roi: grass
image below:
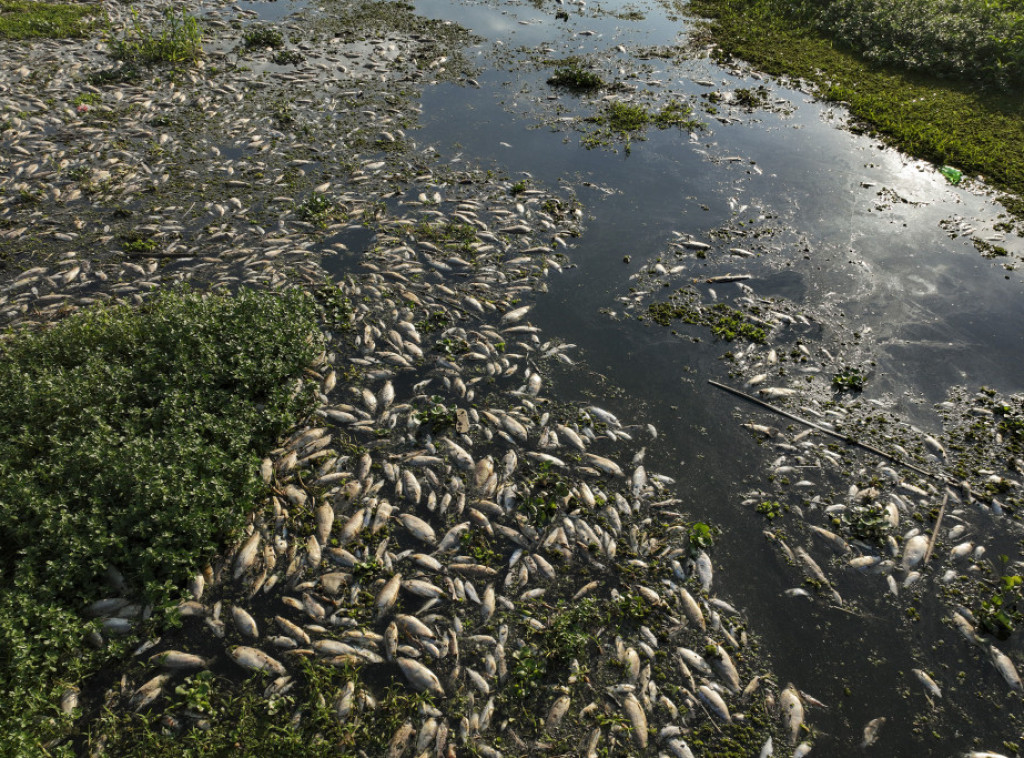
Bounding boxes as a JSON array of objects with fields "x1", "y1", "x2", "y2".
[
  {"x1": 109, "y1": 7, "x2": 203, "y2": 66},
  {"x1": 0, "y1": 288, "x2": 322, "y2": 754},
  {"x1": 688, "y1": 0, "x2": 1024, "y2": 224},
  {"x1": 0, "y1": 0, "x2": 101, "y2": 40}
]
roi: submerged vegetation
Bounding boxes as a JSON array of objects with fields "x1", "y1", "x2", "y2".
[
  {"x1": 689, "y1": 0, "x2": 1024, "y2": 223},
  {"x1": 0, "y1": 289, "x2": 322, "y2": 753}
]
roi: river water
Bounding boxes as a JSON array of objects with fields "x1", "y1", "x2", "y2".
[
  {"x1": 403, "y1": 0, "x2": 1024, "y2": 754},
  {"x1": 235, "y1": 0, "x2": 1024, "y2": 751}
]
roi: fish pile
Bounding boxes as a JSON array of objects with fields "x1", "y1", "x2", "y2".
[
  {"x1": 0, "y1": 2, "x2": 815, "y2": 753},
  {"x1": 75, "y1": 166, "x2": 816, "y2": 755}
]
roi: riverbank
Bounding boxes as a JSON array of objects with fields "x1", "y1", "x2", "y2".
[{"x1": 686, "y1": 0, "x2": 1024, "y2": 228}]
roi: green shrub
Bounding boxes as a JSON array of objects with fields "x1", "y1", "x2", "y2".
[{"x1": 0, "y1": 287, "x2": 322, "y2": 750}]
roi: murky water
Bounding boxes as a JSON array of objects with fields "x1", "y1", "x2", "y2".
[{"x1": 308, "y1": 0, "x2": 1024, "y2": 752}]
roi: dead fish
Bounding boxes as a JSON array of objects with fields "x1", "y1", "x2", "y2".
[
  {"x1": 376, "y1": 573, "x2": 403, "y2": 616},
  {"x1": 398, "y1": 657, "x2": 445, "y2": 696},
  {"x1": 229, "y1": 646, "x2": 287, "y2": 676},
  {"x1": 129, "y1": 674, "x2": 172, "y2": 711},
  {"x1": 388, "y1": 721, "x2": 415, "y2": 758},
  {"x1": 399, "y1": 513, "x2": 436, "y2": 544},
  {"x1": 912, "y1": 668, "x2": 941, "y2": 698},
  {"x1": 622, "y1": 692, "x2": 648, "y2": 748},
  {"x1": 232, "y1": 606, "x2": 259, "y2": 639},
  {"x1": 697, "y1": 684, "x2": 731, "y2": 723},
  {"x1": 444, "y1": 438, "x2": 474, "y2": 469},
  {"x1": 989, "y1": 645, "x2": 1023, "y2": 692},
  {"x1": 861, "y1": 717, "x2": 885, "y2": 747},
  {"x1": 150, "y1": 650, "x2": 211, "y2": 671},
  {"x1": 233, "y1": 531, "x2": 262, "y2": 578},
  {"x1": 584, "y1": 453, "x2": 623, "y2": 477},
  {"x1": 902, "y1": 534, "x2": 930, "y2": 571},
  {"x1": 780, "y1": 685, "x2": 804, "y2": 745},
  {"x1": 546, "y1": 695, "x2": 571, "y2": 730}
]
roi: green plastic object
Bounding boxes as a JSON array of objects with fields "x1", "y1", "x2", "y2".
[{"x1": 939, "y1": 165, "x2": 962, "y2": 185}]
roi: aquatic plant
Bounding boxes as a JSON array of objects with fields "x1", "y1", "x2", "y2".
[
  {"x1": 547, "y1": 61, "x2": 605, "y2": 91},
  {"x1": 243, "y1": 24, "x2": 285, "y2": 50}
]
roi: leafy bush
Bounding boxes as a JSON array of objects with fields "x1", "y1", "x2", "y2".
[
  {"x1": 110, "y1": 7, "x2": 203, "y2": 66},
  {"x1": 0, "y1": 288, "x2": 322, "y2": 750}
]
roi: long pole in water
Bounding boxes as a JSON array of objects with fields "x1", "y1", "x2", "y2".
[{"x1": 707, "y1": 379, "x2": 953, "y2": 486}]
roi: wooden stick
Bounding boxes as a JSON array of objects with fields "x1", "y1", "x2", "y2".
[
  {"x1": 923, "y1": 492, "x2": 949, "y2": 565},
  {"x1": 708, "y1": 379, "x2": 952, "y2": 486}
]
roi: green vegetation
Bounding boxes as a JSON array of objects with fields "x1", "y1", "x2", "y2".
[
  {"x1": 733, "y1": 85, "x2": 770, "y2": 109},
  {"x1": 978, "y1": 574, "x2": 1023, "y2": 640},
  {"x1": 413, "y1": 219, "x2": 478, "y2": 252},
  {"x1": 756, "y1": 0, "x2": 1024, "y2": 89},
  {"x1": 0, "y1": 288, "x2": 322, "y2": 753},
  {"x1": 648, "y1": 291, "x2": 768, "y2": 343},
  {"x1": 242, "y1": 25, "x2": 285, "y2": 50},
  {"x1": 755, "y1": 500, "x2": 786, "y2": 520},
  {"x1": 121, "y1": 232, "x2": 158, "y2": 254},
  {"x1": 296, "y1": 192, "x2": 338, "y2": 227},
  {"x1": 0, "y1": 1, "x2": 101, "y2": 40},
  {"x1": 110, "y1": 7, "x2": 203, "y2": 66},
  {"x1": 91, "y1": 659, "x2": 436, "y2": 756},
  {"x1": 547, "y1": 60, "x2": 605, "y2": 91},
  {"x1": 832, "y1": 366, "x2": 867, "y2": 391},
  {"x1": 689, "y1": 0, "x2": 1024, "y2": 223},
  {"x1": 272, "y1": 49, "x2": 305, "y2": 65},
  {"x1": 841, "y1": 503, "x2": 891, "y2": 543},
  {"x1": 416, "y1": 395, "x2": 456, "y2": 431},
  {"x1": 584, "y1": 99, "x2": 703, "y2": 151},
  {"x1": 599, "y1": 101, "x2": 652, "y2": 132},
  {"x1": 688, "y1": 521, "x2": 716, "y2": 553},
  {"x1": 653, "y1": 98, "x2": 703, "y2": 129}
]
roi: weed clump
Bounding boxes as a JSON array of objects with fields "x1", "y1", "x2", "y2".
[
  {"x1": 0, "y1": 288, "x2": 322, "y2": 751},
  {"x1": 547, "y1": 62, "x2": 605, "y2": 91},
  {"x1": 110, "y1": 7, "x2": 203, "y2": 66},
  {"x1": 648, "y1": 291, "x2": 768, "y2": 343},
  {"x1": 243, "y1": 24, "x2": 285, "y2": 50}
]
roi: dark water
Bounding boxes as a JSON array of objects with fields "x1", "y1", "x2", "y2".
[
  {"x1": 300, "y1": 0, "x2": 1024, "y2": 752},
  {"x1": 406, "y1": 1, "x2": 1024, "y2": 755}
]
